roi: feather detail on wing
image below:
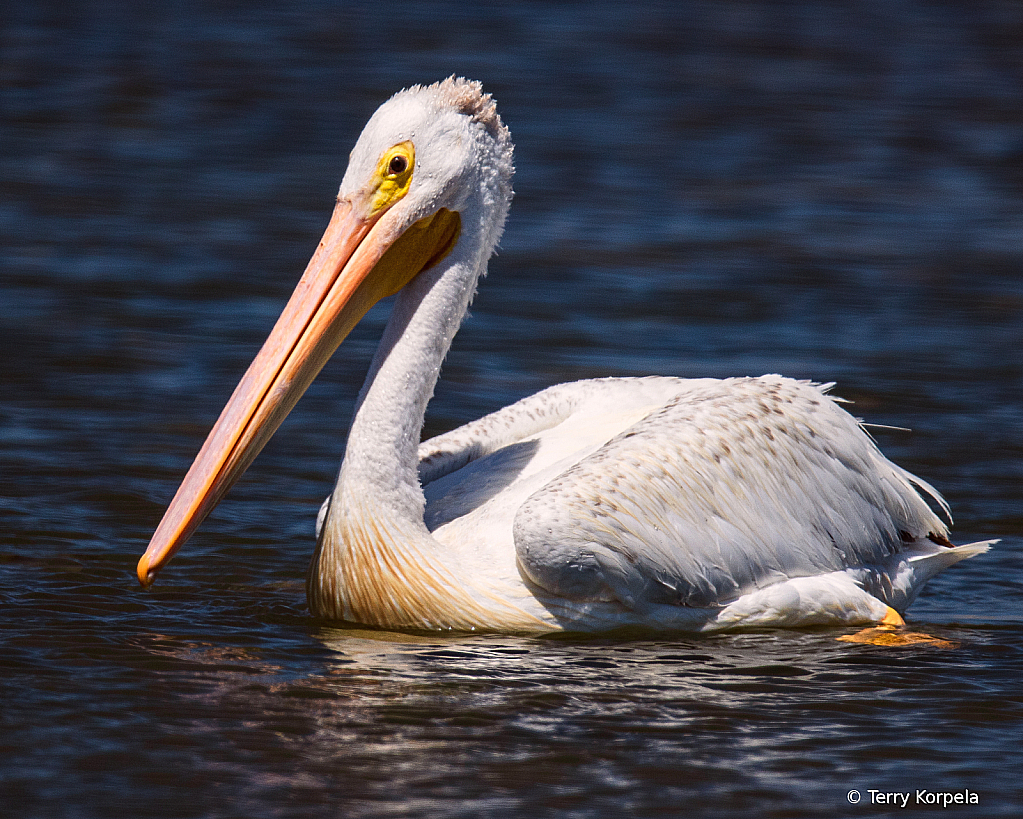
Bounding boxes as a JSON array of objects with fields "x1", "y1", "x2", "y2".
[{"x1": 513, "y1": 375, "x2": 950, "y2": 611}]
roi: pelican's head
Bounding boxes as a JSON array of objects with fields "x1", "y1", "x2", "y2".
[
  {"x1": 341, "y1": 78, "x2": 513, "y2": 258},
  {"x1": 137, "y1": 78, "x2": 513, "y2": 588}
]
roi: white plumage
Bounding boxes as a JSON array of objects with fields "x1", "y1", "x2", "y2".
[{"x1": 139, "y1": 77, "x2": 992, "y2": 633}]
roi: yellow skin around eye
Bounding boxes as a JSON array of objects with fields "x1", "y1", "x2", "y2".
[
  {"x1": 358, "y1": 138, "x2": 459, "y2": 299},
  {"x1": 368, "y1": 140, "x2": 415, "y2": 215},
  {"x1": 354, "y1": 136, "x2": 461, "y2": 306}
]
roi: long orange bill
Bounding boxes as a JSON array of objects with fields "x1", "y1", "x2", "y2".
[
  {"x1": 136, "y1": 198, "x2": 385, "y2": 586},
  {"x1": 138, "y1": 190, "x2": 461, "y2": 588}
]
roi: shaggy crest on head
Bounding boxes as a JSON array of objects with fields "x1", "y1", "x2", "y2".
[{"x1": 410, "y1": 76, "x2": 507, "y2": 138}]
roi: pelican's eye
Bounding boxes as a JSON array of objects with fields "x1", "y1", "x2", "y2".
[{"x1": 369, "y1": 141, "x2": 416, "y2": 215}]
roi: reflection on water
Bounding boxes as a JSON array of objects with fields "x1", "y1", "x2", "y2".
[
  {"x1": 92, "y1": 625, "x2": 1020, "y2": 818},
  {"x1": 2, "y1": 1, "x2": 1023, "y2": 817}
]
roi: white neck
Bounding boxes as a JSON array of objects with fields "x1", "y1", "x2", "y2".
[
  {"x1": 339, "y1": 242, "x2": 481, "y2": 524},
  {"x1": 305, "y1": 219, "x2": 537, "y2": 628}
]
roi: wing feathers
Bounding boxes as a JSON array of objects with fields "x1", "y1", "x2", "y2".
[{"x1": 514, "y1": 376, "x2": 949, "y2": 610}]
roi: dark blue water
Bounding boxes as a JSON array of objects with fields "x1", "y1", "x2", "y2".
[{"x1": 2, "y1": 2, "x2": 1023, "y2": 817}]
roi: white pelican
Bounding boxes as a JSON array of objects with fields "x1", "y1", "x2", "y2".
[{"x1": 137, "y1": 77, "x2": 992, "y2": 633}]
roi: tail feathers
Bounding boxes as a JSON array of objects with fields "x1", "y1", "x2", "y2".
[
  {"x1": 907, "y1": 539, "x2": 997, "y2": 583},
  {"x1": 869, "y1": 539, "x2": 996, "y2": 613}
]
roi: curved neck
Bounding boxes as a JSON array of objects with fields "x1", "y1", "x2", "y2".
[
  {"x1": 306, "y1": 217, "x2": 550, "y2": 630},
  {"x1": 337, "y1": 244, "x2": 480, "y2": 521},
  {"x1": 307, "y1": 186, "x2": 517, "y2": 626},
  {"x1": 306, "y1": 237, "x2": 501, "y2": 627}
]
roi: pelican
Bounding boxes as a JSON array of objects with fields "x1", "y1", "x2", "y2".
[{"x1": 137, "y1": 77, "x2": 992, "y2": 633}]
